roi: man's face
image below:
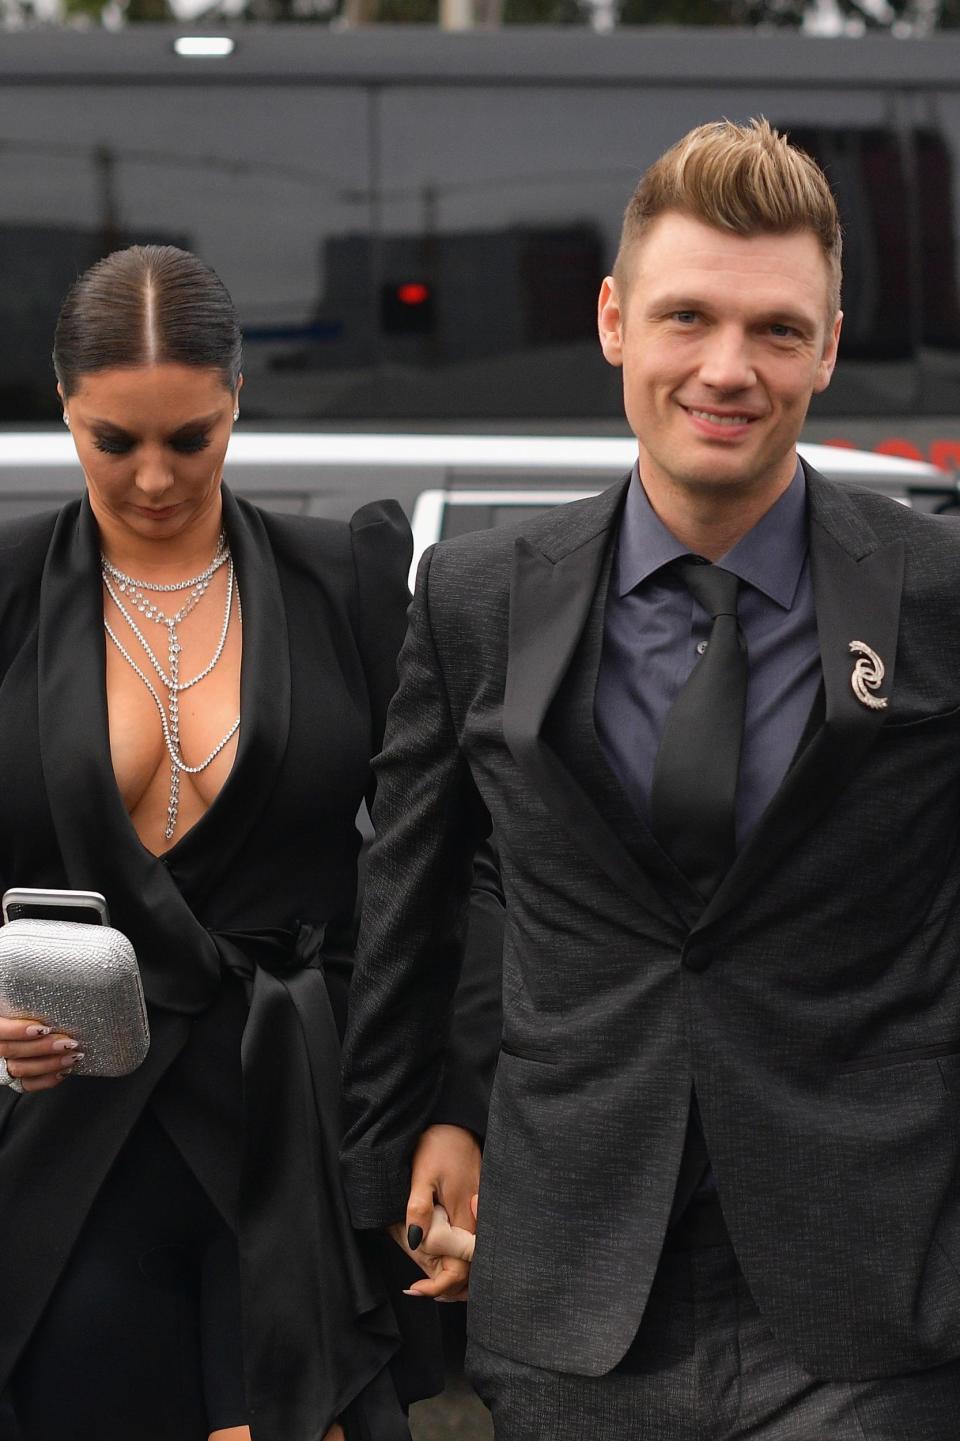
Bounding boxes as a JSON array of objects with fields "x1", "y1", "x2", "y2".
[{"x1": 597, "y1": 211, "x2": 842, "y2": 511}]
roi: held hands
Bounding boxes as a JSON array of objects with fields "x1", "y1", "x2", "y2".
[
  {"x1": 390, "y1": 1197, "x2": 479, "y2": 1301},
  {"x1": 0, "y1": 1014, "x2": 82, "y2": 1092},
  {"x1": 422, "y1": 1196, "x2": 478, "y2": 1264},
  {"x1": 389, "y1": 1123, "x2": 482, "y2": 1301}
]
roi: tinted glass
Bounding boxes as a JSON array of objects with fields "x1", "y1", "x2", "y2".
[
  {"x1": 440, "y1": 500, "x2": 590, "y2": 538},
  {"x1": 2, "y1": 61, "x2": 958, "y2": 425},
  {"x1": 0, "y1": 84, "x2": 370, "y2": 421},
  {"x1": 379, "y1": 85, "x2": 906, "y2": 421}
]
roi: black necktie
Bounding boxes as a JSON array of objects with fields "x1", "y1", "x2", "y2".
[
  {"x1": 650, "y1": 559, "x2": 747, "y2": 901},
  {"x1": 651, "y1": 559, "x2": 747, "y2": 1228}
]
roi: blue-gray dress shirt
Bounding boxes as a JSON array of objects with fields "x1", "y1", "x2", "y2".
[{"x1": 595, "y1": 462, "x2": 821, "y2": 853}]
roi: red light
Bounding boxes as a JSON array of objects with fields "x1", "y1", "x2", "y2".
[{"x1": 397, "y1": 282, "x2": 430, "y2": 306}]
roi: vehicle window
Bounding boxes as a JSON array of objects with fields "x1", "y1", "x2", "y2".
[
  {"x1": 0, "y1": 84, "x2": 370, "y2": 423},
  {"x1": 440, "y1": 501, "x2": 573, "y2": 539},
  {"x1": 4, "y1": 64, "x2": 957, "y2": 429}
]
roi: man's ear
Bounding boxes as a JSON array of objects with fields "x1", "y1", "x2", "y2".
[{"x1": 597, "y1": 276, "x2": 625, "y2": 368}]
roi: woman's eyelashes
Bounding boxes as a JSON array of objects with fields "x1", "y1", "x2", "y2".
[
  {"x1": 92, "y1": 433, "x2": 133, "y2": 456},
  {"x1": 92, "y1": 431, "x2": 211, "y2": 457},
  {"x1": 171, "y1": 432, "x2": 211, "y2": 455}
]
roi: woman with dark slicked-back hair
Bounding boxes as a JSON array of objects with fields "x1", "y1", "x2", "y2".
[{"x1": 0, "y1": 245, "x2": 502, "y2": 1441}]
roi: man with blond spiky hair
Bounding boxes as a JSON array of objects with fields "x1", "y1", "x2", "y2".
[{"x1": 343, "y1": 119, "x2": 960, "y2": 1437}]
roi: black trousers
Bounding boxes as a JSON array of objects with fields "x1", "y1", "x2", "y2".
[
  {"x1": 467, "y1": 1207, "x2": 960, "y2": 1441},
  {"x1": 10, "y1": 1111, "x2": 246, "y2": 1441}
]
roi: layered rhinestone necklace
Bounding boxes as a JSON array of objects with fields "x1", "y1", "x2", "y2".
[{"x1": 101, "y1": 532, "x2": 241, "y2": 841}]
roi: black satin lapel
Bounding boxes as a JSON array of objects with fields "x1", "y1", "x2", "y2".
[
  {"x1": 37, "y1": 499, "x2": 217, "y2": 1012},
  {"x1": 37, "y1": 499, "x2": 112, "y2": 852},
  {"x1": 699, "y1": 521, "x2": 904, "y2": 932},
  {"x1": 167, "y1": 487, "x2": 292, "y2": 896},
  {"x1": 503, "y1": 532, "x2": 683, "y2": 928}
]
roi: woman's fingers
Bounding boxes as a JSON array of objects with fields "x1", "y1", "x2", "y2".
[
  {"x1": 0, "y1": 1036, "x2": 78, "y2": 1061},
  {"x1": 0, "y1": 1018, "x2": 82, "y2": 1092},
  {"x1": 403, "y1": 1255, "x2": 470, "y2": 1302},
  {"x1": 0, "y1": 1017, "x2": 53, "y2": 1041},
  {"x1": 4, "y1": 1051, "x2": 82, "y2": 1093},
  {"x1": 6, "y1": 1052, "x2": 82, "y2": 1080},
  {"x1": 0, "y1": 1016, "x2": 78, "y2": 1067},
  {"x1": 17, "y1": 1070, "x2": 72, "y2": 1093}
]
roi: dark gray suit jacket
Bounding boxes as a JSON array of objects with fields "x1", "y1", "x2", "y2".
[{"x1": 342, "y1": 463, "x2": 960, "y2": 1382}]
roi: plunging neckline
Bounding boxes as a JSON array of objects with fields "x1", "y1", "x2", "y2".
[
  {"x1": 101, "y1": 528, "x2": 244, "y2": 863},
  {"x1": 134, "y1": 723, "x2": 242, "y2": 863},
  {"x1": 36, "y1": 487, "x2": 292, "y2": 961},
  {"x1": 110, "y1": 621, "x2": 243, "y2": 863}
]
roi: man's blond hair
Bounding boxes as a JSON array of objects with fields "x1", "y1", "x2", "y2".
[{"x1": 613, "y1": 118, "x2": 842, "y2": 321}]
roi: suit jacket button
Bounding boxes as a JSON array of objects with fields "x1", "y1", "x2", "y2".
[{"x1": 683, "y1": 945, "x2": 710, "y2": 972}]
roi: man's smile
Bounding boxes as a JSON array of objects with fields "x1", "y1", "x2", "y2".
[{"x1": 684, "y1": 406, "x2": 758, "y2": 427}]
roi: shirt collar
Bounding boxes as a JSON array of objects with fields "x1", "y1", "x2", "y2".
[{"x1": 616, "y1": 459, "x2": 808, "y2": 610}]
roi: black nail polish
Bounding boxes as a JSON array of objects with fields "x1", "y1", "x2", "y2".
[{"x1": 407, "y1": 1224, "x2": 424, "y2": 1250}]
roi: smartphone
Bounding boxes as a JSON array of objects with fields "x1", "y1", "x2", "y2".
[{"x1": 1, "y1": 887, "x2": 110, "y2": 927}]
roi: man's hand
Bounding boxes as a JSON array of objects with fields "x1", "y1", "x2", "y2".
[{"x1": 390, "y1": 1123, "x2": 481, "y2": 1300}]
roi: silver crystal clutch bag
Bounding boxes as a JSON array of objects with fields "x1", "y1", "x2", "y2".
[{"x1": 0, "y1": 919, "x2": 150, "y2": 1077}]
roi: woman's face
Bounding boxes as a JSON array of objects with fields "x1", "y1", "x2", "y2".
[{"x1": 60, "y1": 363, "x2": 240, "y2": 548}]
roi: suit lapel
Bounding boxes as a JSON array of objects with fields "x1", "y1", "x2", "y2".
[
  {"x1": 502, "y1": 478, "x2": 687, "y2": 932},
  {"x1": 698, "y1": 467, "x2": 905, "y2": 931}
]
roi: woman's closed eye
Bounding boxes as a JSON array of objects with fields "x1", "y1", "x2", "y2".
[
  {"x1": 91, "y1": 431, "x2": 211, "y2": 456},
  {"x1": 93, "y1": 433, "x2": 133, "y2": 456},
  {"x1": 171, "y1": 431, "x2": 211, "y2": 455}
]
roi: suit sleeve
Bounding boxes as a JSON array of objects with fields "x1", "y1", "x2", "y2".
[{"x1": 341, "y1": 543, "x2": 500, "y2": 1229}]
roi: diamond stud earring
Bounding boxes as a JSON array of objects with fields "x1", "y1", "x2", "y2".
[{"x1": 62, "y1": 413, "x2": 70, "y2": 428}]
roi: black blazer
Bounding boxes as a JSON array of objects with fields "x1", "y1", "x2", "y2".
[
  {"x1": 344, "y1": 463, "x2": 960, "y2": 1383},
  {"x1": 0, "y1": 486, "x2": 458, "y2": 1437}
]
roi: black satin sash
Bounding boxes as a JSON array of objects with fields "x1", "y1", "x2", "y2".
[{"x1": 210, "y1": 922, "x2": 407, "y2": 1439}]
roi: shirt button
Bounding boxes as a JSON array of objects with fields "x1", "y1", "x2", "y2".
[{"x1": 696, "y1": 640, "x2": 709, "y2": 655}]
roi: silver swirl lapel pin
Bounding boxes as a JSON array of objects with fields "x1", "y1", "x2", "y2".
[{"x1": 849, "y1": 640, "x2": 889, "y2": 711}]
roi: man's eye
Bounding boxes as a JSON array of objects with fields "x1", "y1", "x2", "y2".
[
  {"x1": 673, "y1": 311, "x2": 698, "y2": 324},
  {"x1": 93, "y1": 436, "x2": 133, "y2": 456},
  {"x1": 172, "y1": 433, "x2": 211, "y2": 455},
  {"x1": 770, "y1": 323, "x2": 797, "y2": 339}
]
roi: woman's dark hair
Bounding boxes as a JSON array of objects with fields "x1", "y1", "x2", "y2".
[{"x1": 53, "y1": 244, "x2": 243, "y2": 398}]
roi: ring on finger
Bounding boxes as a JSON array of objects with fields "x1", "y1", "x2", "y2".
[{"x1": 0, "y1": 1055, "x2": 24, "y2": 1094}]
